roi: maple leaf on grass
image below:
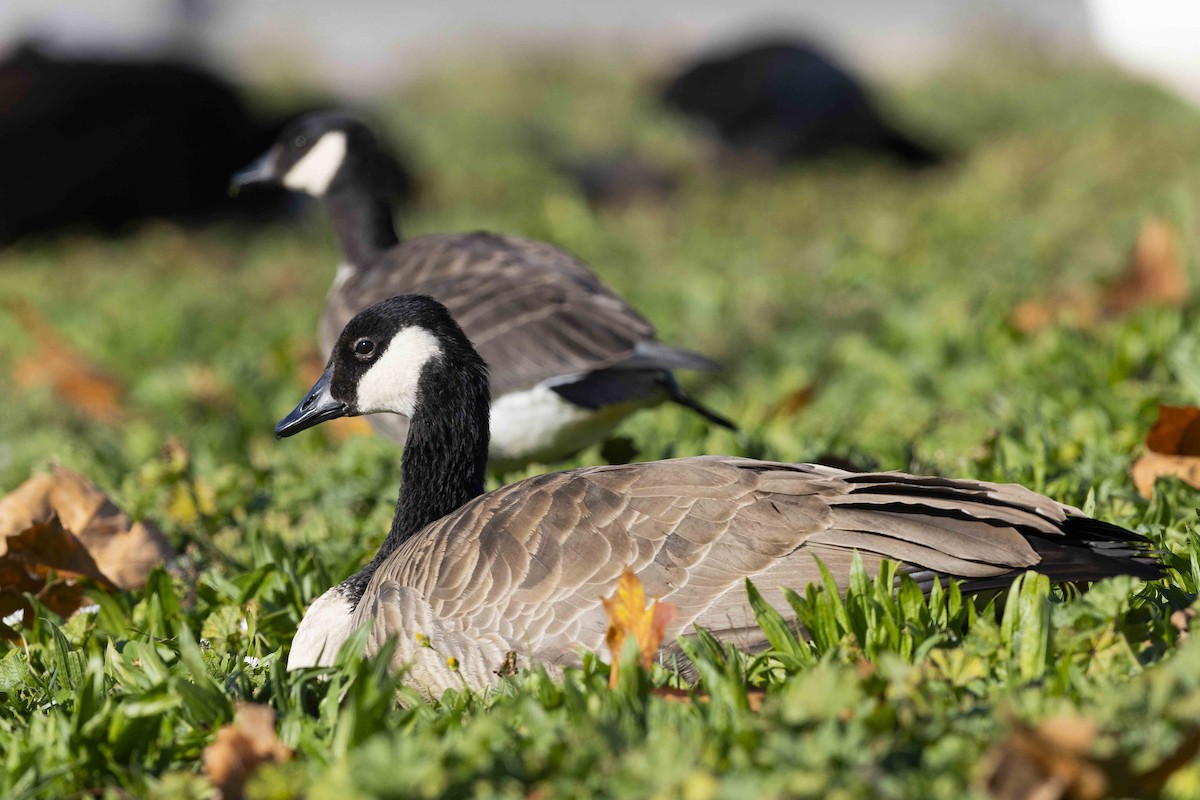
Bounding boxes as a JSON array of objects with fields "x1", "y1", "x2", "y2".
[
  {"x1": 0, "y1": 466, "x2": 174, "y2": 632},
  {"x1": 601, "y1": 569, "x2": 678, "y2": 689},
  {"x1": 983, "y1": 714, "x2": 1200, "y2": 800},
  {"x1": 1102, "y1": 217, "x2": 1188, "y2": 316},
  {"x1": 1131, "y1": 405, "x2": 1200, "y2": 498},
  {"x1": 203, "y1": 703, "x2": 292, "y2": 800},
  {"x1": 7, "y1": 297, "x2": 125, "y2": 423},
  {"x1": 1009, "y1": 217, "x2": 1188, "y2": 335}
]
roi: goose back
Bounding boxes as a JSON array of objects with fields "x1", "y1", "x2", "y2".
[
  {"x1": 334, "y1": 456, "x2": 1155, "y2": 693},
  {"x1": 321, "y1": 231, "x2": 676, "y2": 397}
]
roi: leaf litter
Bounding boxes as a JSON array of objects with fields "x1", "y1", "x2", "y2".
[
  {"x1": 202, "y1": 703, "x2": 292, "y2": 800},
  {"x1": 1010, "y1": 218, "x2": 1188, "y2": 335},
  {"x1": 0, "y1": 466, "x2": 174, "y2": 631},
  {"x1": 7, "y1": 297, "x2": 125, "y2": 423},
  {"x1": 1131, "y1": 405, "x2": 1200, "y2": 498}
]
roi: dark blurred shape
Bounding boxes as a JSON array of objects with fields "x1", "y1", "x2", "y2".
[
  {"x1": 0, "y1": 42, "x2": 417, "y2": 244},
  {"x1": 564, "y1": 154, "x2": 679, "y2": 208},
  {"x1": 526, "y1": 127, "x2": 677, "y2": 209},
  {"x1": 661, "y1": 38, "x2": 946, "y2": 168}
]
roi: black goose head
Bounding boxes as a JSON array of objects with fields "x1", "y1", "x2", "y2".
[
  {"x1": 275, "y1": 295, "x2": 488, "y2": 439},
  {"x1": 231, "y1": 111, "x2": 392, "y2": 199}
]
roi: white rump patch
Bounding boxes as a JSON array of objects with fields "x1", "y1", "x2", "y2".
[
  {"x1": 288, "y1": 588, "x2": 356, "y2": 670},
  {"x1": 283, "y1": 131, "x2": 348, "y2": 196},
  {"x1": 356, "y1": 326, "x2": 443, "y2": 417}
]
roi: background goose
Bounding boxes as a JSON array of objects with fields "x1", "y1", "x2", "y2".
[
  {"x1": 0, "y1": 43, "x2": 413, "y2": 243},
  {"x1": 661, "y1": 38, "x2": 945, "y2": 168},
  {"x1": 233, "y1": 112, "x2": 734, "y2": 471},
  {"x1": 275, "y1": 295, "x2": 1160, "y2": 698}
]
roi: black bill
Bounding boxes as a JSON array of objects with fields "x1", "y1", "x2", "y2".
[
  {"x1": 230, "y1": 149, "x2": 278, "y2": 192},
  {"x1": 275, "y1": 368, "x2": 348, "y2": 438}
]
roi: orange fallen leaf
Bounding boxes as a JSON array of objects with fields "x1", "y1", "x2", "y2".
[
  {"x1": 1010, "y1": 218, "x2": 1188, "y2": 335},
  {"x1": 1102, "y1": 218, "x2": 1188, "y2": 316},
  {"x1": 185, "y1": 365, "x2": 236, "y2": 409},
  {"x1": 984, "y1": 715, "x2": 1200, "y2": 800},
  {"x1": 767, "y1": 383, "x2": 816, "y2": 422},
  {"x1": 601, "y1": 569, "x2": 678, "y2": 688},
  {"x1": 982, "y1": 715, "x2": 1106, "y2": 800},
  {"x1": 1170, "y1": 607, "x2": 1195, "y2": 642},
  {"x1": 1009, "y1": 293, "x2": 1098, "y2": 336},
  {"x1": 7, "y1": 298, "x2": 124, "y2": 423},
  {"x1": 0, "y1": 466, "x2": 174, "y2": 627},
  {"x1": 203, "y1": 703, "x2": 292, "y2": 800},
  {"x1": 1131, "y1": 406, "x2": 1200, "y2": 498},
  {"x1": 652, "y1": 686, "x2": 765, "y2": 711}
]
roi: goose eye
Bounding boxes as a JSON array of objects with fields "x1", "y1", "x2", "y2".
[
  {"x1": 353, "y1": 338, "x2": 375, "y2": 359},
  {"x1": 293, "y1": 134, "x2": 307, "y2": 149}
]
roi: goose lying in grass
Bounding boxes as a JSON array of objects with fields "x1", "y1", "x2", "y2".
[
  {"x1": 275, "y1": 295, "x2": 1161, "y2": 697},
  {"x1": 234, "y1": 112, "x2": 734, "y2": 471}
]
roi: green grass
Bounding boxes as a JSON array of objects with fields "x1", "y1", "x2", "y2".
[{"x1": 3, "y1": 47, "x2": 1200, "y2": 798}]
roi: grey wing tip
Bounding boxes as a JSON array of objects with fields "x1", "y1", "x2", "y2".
[{"x1": 633, "y1": 340, "x2": 723, "y2": 372}]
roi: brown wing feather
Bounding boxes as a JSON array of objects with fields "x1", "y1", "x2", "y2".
[
  {"x1": 321, "y1": 232, "x2": 661, "y2": 397},
  {"x1": 364, "y1": 457, "x2": 1156, "y2": 663}
]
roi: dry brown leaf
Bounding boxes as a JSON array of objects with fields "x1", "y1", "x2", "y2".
[
  {"x1": 1009, "y1": 293, "x2": 1099, "y2": 336},
  {"x1": 1103, "y1": 218, "x2": 1188, "y2": 315},
  {"x1": 984, "y1": 716, "x2": 1200, "y2": 800},
  {"x1": 982, "y1": 715, "x2": 1106, "y2": 800},
  {"x1": 7, "y1": 298, "x2": 124, "y2": 423},
  {"x1": 186, "y1": 365, "x2": 236, "y2": 409},
  {"x1": 767, "y1": 384, "x2": 816, "y2": 422},
  {"x1": 0, "y1": 466, "x2": 174, "y2": 624},
  {"x1": 652, "y1": 686, "x2": 765, "y2": 711},
  {"x1": 295, "y1": 341, "x2": 374, "y2": 440},
  {"x1": 601, "y1": 569, "x2": 678, "y2": 688},
  {"x1": 1171, "y1": 607, "x2": 1196, "y2": 642},
  {"x1": 1010, "y1": 218, "x2": 1188, "y2": 335},
  {"x1": 1143, "y1": 405, "x2": 1200, "y2": 455},
  {"x1": 202, "y1": 703, "x2": 292, "y2": 800},
  {"x1": 1131, "y1": 406, "x2": 1200, "y2": 498}
]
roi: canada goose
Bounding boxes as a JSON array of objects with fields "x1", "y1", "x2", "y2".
[
  {"x1": 0, "y1": 44, "x2": 411, "y2": 242},
  {"x1": 661, "y1": 38, "x2": 945, "y2": 167},
  {"x1": 276, "y1": 295, "x2": 1160, "y2": 698},
  {"x1": 232, "y1": 112, "x2": 734, "y2": 471}
]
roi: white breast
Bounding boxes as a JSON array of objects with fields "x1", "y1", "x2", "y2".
[
  {"x1": 288, "y1": 588, "x2": 356, "y2": 669},
  {"x1": 487, "y1": 384, "x2": 650, "y2": 469}
]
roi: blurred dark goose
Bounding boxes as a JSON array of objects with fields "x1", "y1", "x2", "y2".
[
  {"x1": 525, "y1": 127, "x2": 679, "y2": 208},
  {"x1": 275, "y1": 295, "x2": 1160, "y2": 698},
  {"x1": 233, "y1": 112, "x2": 734, "y2": 470},
  {"x1": 0, "y1": 43, "x2": 416, "y2": 244},
  {"x1": 661, "y1": 38, "x2": 945, "y2": 167}
]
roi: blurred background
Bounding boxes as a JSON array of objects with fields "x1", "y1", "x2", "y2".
[
  {"x1": 2, "y1": 1, "x2": 1198, "y2": 98},
  {"x1": 4, "y1": 0, "x2": 1200, "y2": 531}
]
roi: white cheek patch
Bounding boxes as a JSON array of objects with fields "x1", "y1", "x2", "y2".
[
  {"x1": 282, "y1": 131, "x2": 348, "y2": 196},
  {"x1": 355, "y1": 327, "x2": 443, "y2": 417}
]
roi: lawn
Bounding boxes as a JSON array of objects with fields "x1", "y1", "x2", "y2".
[{"x1": 2, "y1": 46, "x2": 1200, "y2": 798}]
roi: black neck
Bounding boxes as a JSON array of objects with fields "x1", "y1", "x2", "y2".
[
  {"x1": 321, "y1": 181, "x2": 401, "y2": 267},
  {"x1": 343, "y1": 361, "x2": 490, "y2": 602}
]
